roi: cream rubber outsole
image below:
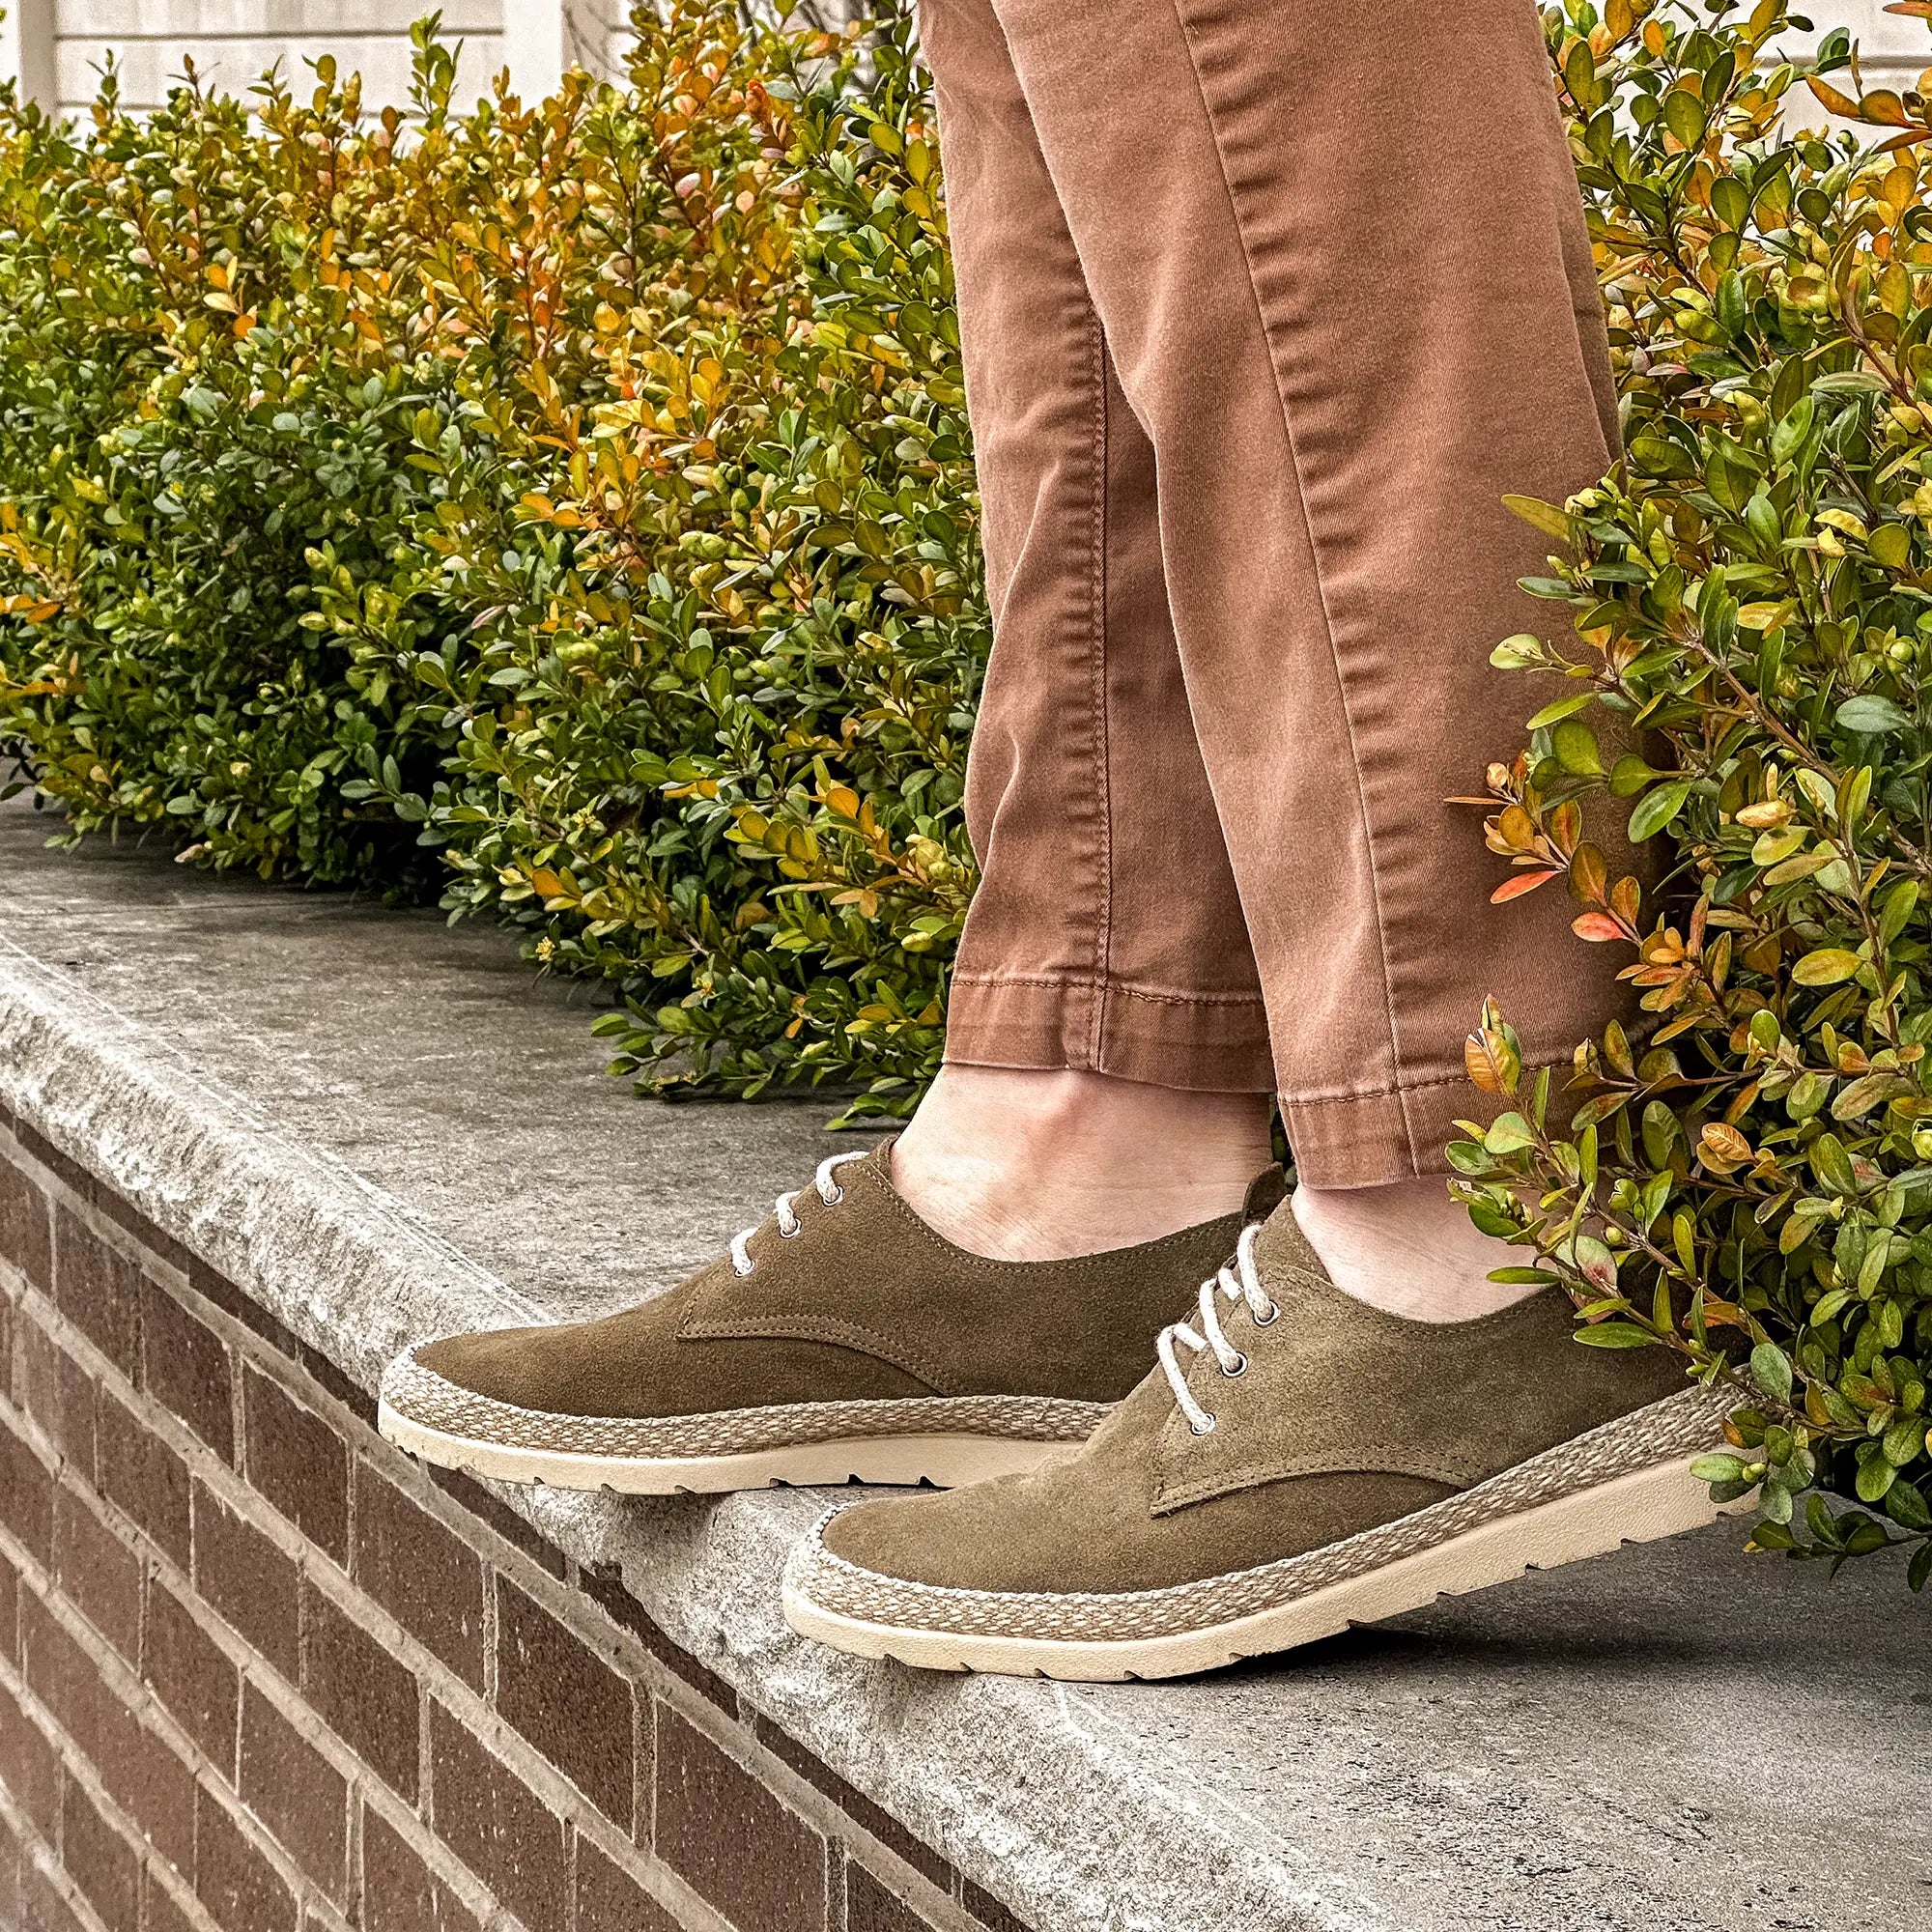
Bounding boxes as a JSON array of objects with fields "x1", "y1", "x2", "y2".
[
  {"x1": 782, "y1": 1455, "x2": 1750, "y2": 1680},
  {"x1": 377, "y1": 1400, "x2": 1069, "y2": 1494}
]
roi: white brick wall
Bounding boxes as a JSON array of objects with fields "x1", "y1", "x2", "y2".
[
  {"x1": 51, "y1": 2, "x2": 503, "y2": 117},
  {"x1": 0, "y1": 0, "x2": 631, "y2": 118},
  {"x1": 0, "y1": 1, "x2": 1919, "y2": 121}
]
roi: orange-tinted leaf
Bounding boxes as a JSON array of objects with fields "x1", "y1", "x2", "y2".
[
  {"x1": 1806, "y1": 76, "x2": 1861, "y2": 119},
  {"x1": 1496, "y1": 804, "x2": 1537, "y2": 852},
  {"x1": 1573, "y1": 911, "x2": 1626, "y2": 941},
  {"x1": 1492, "y1": 868, "x2": 1560, "y2": 903},
  {"x1": 1464, "y1": 1025, "x2": 1521, "y2": 1094},
  {"x1": 1570, "y1": 840, "x2": 1608, "y2": 906}
]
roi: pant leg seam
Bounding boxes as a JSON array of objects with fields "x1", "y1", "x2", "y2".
[
  {"x1": 1163, "y1": 0, "x2": 1414, "y2": 1159},
  {"x1": 1087, "y1": 307, "x2": 1115, "y2": 1066}
]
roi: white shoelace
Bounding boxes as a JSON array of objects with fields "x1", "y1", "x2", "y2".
[
  {"x1": 729, "y1": 1150, "x2": 871, "y2": 1277},
  {"x1": 1157, "y1": 1222, "x2": 1276, "y2": 1435}
]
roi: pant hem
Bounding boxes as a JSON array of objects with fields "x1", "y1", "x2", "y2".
[
  {"x1": 1281, "y1": 1056, "x2": 1573, "y2": 1187},
  {"x1": 944, "y1": 973, "x2": 1275, "y2": 1094}
]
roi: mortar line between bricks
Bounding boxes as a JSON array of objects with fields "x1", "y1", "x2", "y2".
[
  {"x1": 637, "y1": 1695, "x2": 977, "y2": 1932},
  {"x1": 298, "y1": 1889, "x2": 356, "y2": 1932},
  {"x1": 592, "y1": 1834, "x2": 742, "y2": 1932},
  {"x1": 345, "y1": 1741, "x2": 365, "y2": 1932},
  {"x1": 0, "y1": 1641, "x2": 229, "y2": 1932},
  {"x1": 0, "y1": 1434, "x2": 511, "y2": 1931},
  {"x1": 0, "y1": 1359, "x2": 599, "y2": 1921},
  {"x1": 719, "y1": 1729, "x2": 980, "y2": 1932},
  {"x1": 0, "y1": 1769, "x2": 117, "y2": 1932},
  {"x1": 838, "y1": 1848, "x2": 984, "y2": 1932},
  {"x1": 3, "y1": 1289, "x2": 874, "y2": 1932}
]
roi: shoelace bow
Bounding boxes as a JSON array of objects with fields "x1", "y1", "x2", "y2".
[
  {"x1": 729, "y1": 1149, "x2": 870, "y2": 1277},
  {"x1": 1156, "y1": 1221, "x2": 1277, "y2": 1435}
]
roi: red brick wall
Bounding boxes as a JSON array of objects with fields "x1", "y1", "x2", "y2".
[{"x1": 0, "y1": 1105, "x2": 1029, "y2": 1932}]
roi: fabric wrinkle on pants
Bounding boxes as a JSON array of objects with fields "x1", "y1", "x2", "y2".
[{"x1": 927, "y1": 0, "x2": 1636, "y2": 1185}]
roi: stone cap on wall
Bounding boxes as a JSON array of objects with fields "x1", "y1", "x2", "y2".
[{"x1": 0, "y1": 789, "x2": 1920, "y2": 1932}]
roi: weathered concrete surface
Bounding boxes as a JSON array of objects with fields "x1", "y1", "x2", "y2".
[{"x1": 0, "y1": 788, "x2": 1926, "y2": 1932}]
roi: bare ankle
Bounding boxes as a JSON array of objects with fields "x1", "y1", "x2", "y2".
[
  {"x1": 1291, "y1": 1177, "x2": 1533, "y2": 1322},
  {"x1": 892, "y1": 1065, "x2": 1272, "y2": 1263}
]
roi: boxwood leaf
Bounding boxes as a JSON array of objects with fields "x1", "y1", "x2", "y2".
[
  {"x1": 1834, "y1": 694, "x2": 1912, "y2": 735},
  {"x1": 1628, "y1": 779, "x2": 1693, "y2": 841}
]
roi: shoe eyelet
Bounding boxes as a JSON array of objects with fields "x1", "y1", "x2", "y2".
[
  {"x1": 733, "y1": 1260, "x2": 756, "y2": 1278},
  {"x1": 824, "y1": 1185, "x2": 845, "y2": 1206},
  {"x1": 1190, "y1": 1416, "x2": 1217, "y2": 1436},
  {"x1": 1222, "y1": 1352, "x2": 1248, "y2": 1379},
  {"x1": 779, "y1": 1223, "x2": 803, "y2": 1239},
  {"x1": 1252, "y1": 1301, "x2": 1280, "y2": 1326}
]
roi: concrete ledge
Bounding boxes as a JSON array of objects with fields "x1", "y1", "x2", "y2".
[{"x1": 0, "y1": 792, "x2": 1924, "y2": 1932}]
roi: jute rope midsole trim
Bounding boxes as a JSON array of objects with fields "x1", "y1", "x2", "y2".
[
  {"x1": 783, "y1": 1384, "x2": 1734, "y2": 1643},
  {"x1": 378, "y1": 1351, "x2": 1108, "y2": 1457}
]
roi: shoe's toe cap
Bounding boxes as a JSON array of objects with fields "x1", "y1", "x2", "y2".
[
  {"x1": 813, "y1": 1478, "x2": 1043, "y2": 1592},
  {"x1": 411, "y1": 1324, "x2": 564, "y2": 1406}
]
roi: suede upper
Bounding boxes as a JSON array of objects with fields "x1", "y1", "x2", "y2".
[
  {"x1": 819, "y1": 1198, "x2": 1690, "y2": 1596},
  {"x1": 1149, "y1": 1210, "x2": 1687, "y2": 1511},
  {"x1": 415, "y1": 1142, "x2": 1279, "y2": 1418}
]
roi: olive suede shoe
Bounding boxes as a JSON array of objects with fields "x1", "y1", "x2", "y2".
[
  {"x1": 782, "y1": 1199, "x2": 1739, "y2": 1679},
  {"x1": 379, "y1": 1141, "x2": 1284, "y2": 1494}
]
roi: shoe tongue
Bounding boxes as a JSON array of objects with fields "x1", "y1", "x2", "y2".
[
  {"x1": 1240, "y1": 1164, "x2": 1290, "y2": 1222},
  {"x1": 842, "y1": 1134, "x2": 899, "y2": 1204},
  {"x1": 1252, "y1": 1196, "x2": 1330, "y2": 1284}
]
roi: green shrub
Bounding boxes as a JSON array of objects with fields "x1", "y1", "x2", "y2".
[
  {"x1": 0, "y1": 3, "x2": 979, "y2": 1117},
  {"x1": 400, "y1": 7, "x2": 980, "y2": 1117},
  {"x1": 1465, "y1": 0, "x2": 1932, "y2": 1585},
  {"x1": 0, "y1": 42, "x2": 469, "y2": 890}
]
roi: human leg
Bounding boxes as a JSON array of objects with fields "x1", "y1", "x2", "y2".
[{"x1": 893, "y1": 0, "x2": 1281, "y2": 1258}]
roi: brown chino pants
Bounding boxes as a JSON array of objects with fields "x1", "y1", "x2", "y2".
[{"x1": 927, "y1": 0, "x2": 1628, "y2": 1185}]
